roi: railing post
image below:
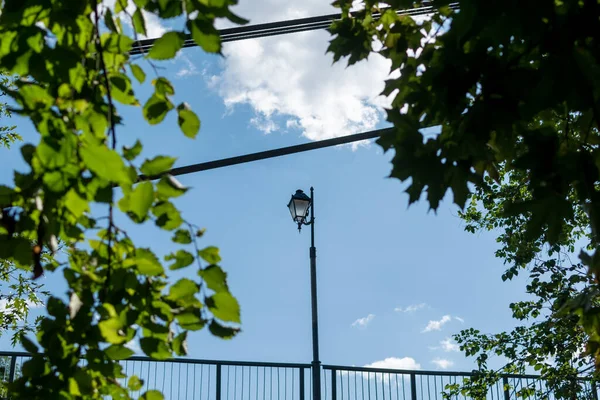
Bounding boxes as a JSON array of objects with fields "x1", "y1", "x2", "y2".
[
  {"x1": 331, "y1": 368, "x2": 336, "y2": 400},
  {"x1": 300, "y1": 368, "x2": 305, "y2": 400},
  {"x1": 216, "y1": 364, "x2": 221, "y2": 400},
  {"x1": 410, "y1": 373, "x2": 417, "y2": 400},
  {"x1": 592, "y1": 381, "x2": 599, "y2": 400},
  {"x1": 503, "y1": 376, "x2": 510, "y2": 400},
  {"x1": 8, "y1": 356, "x2": 16, "y2": 383}
]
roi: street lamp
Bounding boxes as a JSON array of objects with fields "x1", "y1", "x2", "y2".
[{"x1": 287, "y1": 187, "x2": 321, "y2": 400}]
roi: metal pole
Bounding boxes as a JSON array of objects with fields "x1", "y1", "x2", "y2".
[
  {"x1": 410, "y1": 373, "x2": 417, "y2": 400},
  {"x1": 8, "y1": 355, "x2": 16, "y2": 383},
  {"x1": 309, "y1": 187, "x2": 321, "y2": 400},
  {"x1": 503, "y1": 376, "x2": 510, "y2": 400},
  {"x1": 216, "y1": 364, "x2": 222, "y2": 400},
  {"x1": 300, "y1": 368, "x2": 306, "y2": 400},
  {"x1": 331, "y1": 368, "x2": 337, "y2": 400}
]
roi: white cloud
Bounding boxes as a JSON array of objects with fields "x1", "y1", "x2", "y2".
[
  {"x1": 352, "y1": 314, "x2": 375, "y2": 329},
  {"x1": 176, "y1": 55, "x2": 201, "y2": 78},
  {"x1": 211, "y1": 1, "x2": 394, "y2": 143},
  {"x1": 364, "y1": 357, "x2": 421, "y2": 371},
  {"x1": 455, "y1": 316, "x2": 465, "y2": 323},
  {"x1": 422, "y1": 315, "x2": 452, "y2": 333},
  {"x1": 439, "y1": 337, "x2": 460, "y2": 352},
  {"x1": 394, "y1": 303, "x2": 427, "y2": 313},
  {"x1": 431, "y1": 358, "x2": 454, "y2": 370}
]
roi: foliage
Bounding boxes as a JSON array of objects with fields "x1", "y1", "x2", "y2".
[
  {"x1": 328, "y1": 0, "x2": 600, "y2": 367},
  {"x1": 0, "y1": 257, "x2": 49, "y2": 347},
  {"x1": 0, "y1": 69, "x2": 44, "y2": 344},
  {"x1": 0, "y1": 0, "x2": 246, "y2": 398},
  {"x1": 445, "y1": 164, "x2": 599, "y2": 398},
  {"x1": 0, "y1": 71, "x2": 21, "y2": 148}
]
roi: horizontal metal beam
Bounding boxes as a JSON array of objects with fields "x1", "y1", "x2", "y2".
[
  {"x1": 129, "y1": 3, "x2": 460, "y2": 55},
  {"x1": 321, "y1": 364, "x2": 567, "y2": 381},
  {"x1": 139, "y1": 128, "x2": 392, "y2": 181}
]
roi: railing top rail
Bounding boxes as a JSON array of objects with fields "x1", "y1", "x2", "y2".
[
  {"x1": 0, "y1": 351, "x2": 29, "y2": 358},
  {"x1": 322, "y1": 364, "x2": 571, "y2": 381},
  {"x1": 126, "y1": 356, "x2": 311, "y2": 368},
  {"x1": 0, "y1": 351, "x2": 311, "y2": 369}
]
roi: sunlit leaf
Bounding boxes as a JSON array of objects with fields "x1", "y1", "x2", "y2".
[
  {"x1": 198, "y1": 265, "x2": 228, "y2": 293},
  {"x1": 143, "y1": 94, "x2": 173, "y2": 125},
  {"x1": 140, "y1": 156, "x2": 176, "y2": 176},
  {"x1": 140, "y1": 337, "x2": 171, "y2": 360},
  {"x1": 167, "y1": 278, "x2": 198, "y2": 301},
  {"x1": 188, "y1": 19, "x2": 221, "y2": 53},
  {"x1": 208, "y1": 292, "x2": 240, "y2": 323},
  {"x1": 166, "y1": 249, "x2": 194, "y2": 270},
  {"x1": 123, "y1": 139, "x2": 143, "y2": 161},
  {"x1": 198, "y1": 246, "x2": 221, "y2": 264},
  {"x1": 172, "y1": 229, "x2": 192, "y2": 244},
  {"x1": 172, "y1": 331, "x2": 188, "y2": 356},
  {"x1": 130, "y1": 64, "x2": 146, "y2": 84},
  {"x1": 147, "y1": 31, "x2": 185, "y2": 60},
  {"x1": 128, "y1": 376, "x2": 144, "y2": 391},
  {"x1": 141, "y1": 390, "x2": 164, "y2": 400},
  {"x1": 105, "y1": 345, "x2": 135, "y2": 360},
  {"x1": 177, "y1": 103, "x2": 200, "y2": 138}
]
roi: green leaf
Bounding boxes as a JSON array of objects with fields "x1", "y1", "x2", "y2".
[
  {"x1": 132, "y1": 8, "x2": 147, "y2": 36},
  {"x1": 172, "y1": 331, "x2": 188, "y2": 356},
  {"x1": 172, "y1": 229, "x2": 192, "y2": 244},
  {"x1": 101, "y1": 32, "x2": 134, "y2": 53},
  {"x1": 199, "y1": 265, "x2": 228, "y2": 293},
  {"x1": 80, "y1": 142, "x2": 132, "y2": 186},
  {"x1": 188, "y1": 19, "x2": 221, "y2": 53},
  {"x1": 105, "y1": 344, "x2": 135, "y2": 360},
  {"x1": 177, "y1": 103, "x2": 201, "y2": 139},
  {"x1": 104, "y1": 8, "x2": 118, "y2": 33},
  {"x1": 18, "y1": 84, "x2": 54, "y2": 109},
  {"x1": 0, "y1": 185, "x2": 14, "y2": 204},
  {"x1": 209, "y1": 292, "x2": 240, "y2": 323},
  {"x1": 123, "y1": 140, "x2": 143, "y2": 161},
  {"x1": 128, "y1": 376, "x2": 143, "y2": 391},
  {"x1": 167, "y1": 278, "x2": 198, "y2": 301},
  {"x1": 64, "y1": 189, "x2": 89, "y2": 218},
  {"x1": 21, "y1": 336, "x2": 39, "y2": 353},
  {"x1": 143, "y1": 94, "x2": 173, "y2": 125},
  {"x1": 175, "y1": 310, "x2": 205, "y2": 330},
  {"x1": 125, "y1": 248, "x2": 164, "y2": 276},
  {"x1": 141, "y1": 390, "x2": 164, "y2": 400},
  {"x1": 198, "y1": 246, "x2": 221, "y2": 264},
  {"x1": 115, "y1": 0, "x2": 128, "y2": 13},
  {"x1": 153, "y1": 201, "x2": 183, "y2": 230},
  {"x1": 166, "y1": 249, "x2": 194, "y2": 270},
  {"x1": 125, "y1": 181, "x2": 154, "y2": 220},
  {"x1": 147, "y1": 31, "x2": 185, "y2": 60},
  {"x1": 140, "y1": 337, "x2": 171, "y2": 360},
  {"x1": 153, "y1": 78, "x2": 175, "y2": 97},
  {"x1": 140, "y1": 156, "x2": 176, "y2": 176},
  {"x1": 156, "y1": 175, "x2": 187, "y2": 199},
  {"x1": 130, "y1": 64, "x2": 146, "y2": 84},
  {"x1": 208, "y1": 320, "x2": 239, "y2": 339},
  {"x1": 110, "y1": 74, "x2": 137, "y2": 105},
  {"x1": 99, "y1": 317, "x2": 127, "y2": 344}
]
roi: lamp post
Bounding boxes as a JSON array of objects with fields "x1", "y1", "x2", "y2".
[{"x1": 287, "y1": 187, "x2": 321, "y2": 400}]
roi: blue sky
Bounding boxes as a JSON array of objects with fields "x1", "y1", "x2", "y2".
[{"x1": 0, "y1": 1, "x2": 531, "y2": 373}]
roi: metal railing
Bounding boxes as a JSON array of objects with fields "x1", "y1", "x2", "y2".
[
  {"x1": 323, "y1": 365, "x2": 599, "y2": 400},
  {"x1": 0, "y1": 352, "x2": 597, "y2": 399},
  {"x1": 0, "y1": 352, "x2": 312, "y2": 400}
]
